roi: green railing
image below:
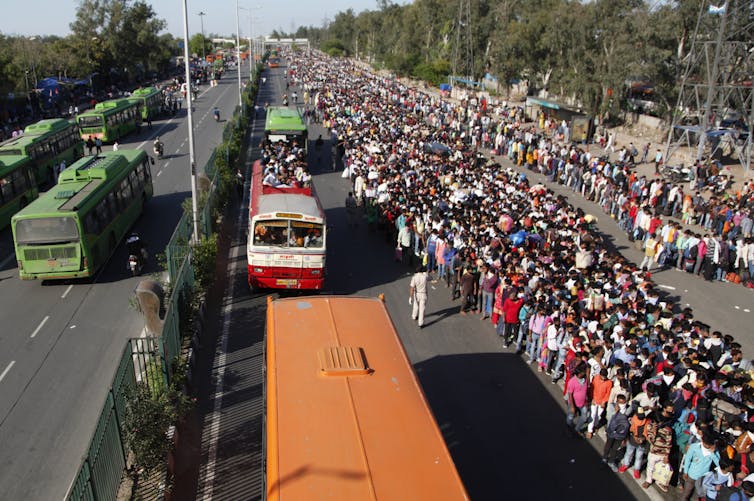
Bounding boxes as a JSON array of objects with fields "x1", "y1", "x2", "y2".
[{"x1": 66, "y1": 77, "x2": 257, "y2": 501}]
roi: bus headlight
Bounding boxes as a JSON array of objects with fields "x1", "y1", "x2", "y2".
[
  {"x1": 254, "y1": 267, "x2": 263, "y2": 273},
  {"x1": 311, "y1": 269, "x2": 321, "y2": 275}
]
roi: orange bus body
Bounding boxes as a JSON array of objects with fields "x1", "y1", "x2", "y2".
[{"x1": 265, "y1": 295, "x2": 469, "y2": 500}]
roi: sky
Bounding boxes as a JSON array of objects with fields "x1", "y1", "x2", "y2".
[{"x1": 0, "y1": 0, "x2": 392, "y2": 39}]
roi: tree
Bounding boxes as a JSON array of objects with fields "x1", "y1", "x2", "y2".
[
  {"x1": 69, "y1": 0, "x2": 168, "y2": 84},
  {"x1": 189, "y1": 33, "x2": 212, "y2": 58}
]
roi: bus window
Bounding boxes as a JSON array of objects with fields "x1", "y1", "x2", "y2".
[
  {"x1": 15, "y1": 216, "x2": 80, "y2": 245},
  {"x1": 0, "y1": 176, "x2": 12, "y2": 202},
  {"x1": 106, "y1": 191, "x2": 119, "y2": 215},
  {"x1": 96, "y1": 199, "x2": 110, "y2": 222},
  {"x1": 292, "y1": 221, "x2": 323, "y2": 248},
  {"x1": 79, "y1": 116, "x2": 103, "y2": 128},
  {"x1": 119, "y1": 178, "x2": 133, "y2": 205},
  {"x1": 83, "y1": 211, "x2": 101, "y2": 235},
  {"x1": 254, "y1": 220, "x2": 287, "y2": 246}
]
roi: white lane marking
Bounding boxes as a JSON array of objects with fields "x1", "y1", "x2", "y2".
[
  {"x1": 745, "y1": 309, "x2": 751, "y2": 313},
  {"x1": 735, "y1": 305, "x2": 741, "y2": 310},
  {"x1": 157, "y1": 170, "x2": 163, "y2": 177},
  {"x1": 133, "y1": 84, "x2": 217, "y2": 150},
  {"x1": 70, "y1": 325, "x2": 76, "y2": 329},
  {"x1": 0, "y1": 252, "x2": 15, "y2": 269},
  {"x1": 30, "y1": 316, "x2": 50, "y2": 338},
  {"x1": 658, "y1": 284, "x2": 676, "y2": 290},
  {"x1": 0, "y1": 361, "x2": 15, "y2": 382},
  {"x1": 198, "y1": 141, "x2": 250, "y2": 500},
  {"x1": 61, "y1": 284, "x2": 74, "y2": 299}
]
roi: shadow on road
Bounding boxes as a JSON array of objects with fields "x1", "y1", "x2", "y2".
[{"x1": 416, "y1": 352, "x2": 638, "y2": 501}]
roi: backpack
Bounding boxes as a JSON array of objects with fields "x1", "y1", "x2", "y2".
[{"x1": 686, "y1": 243, "x2": 698, "y2": 259}]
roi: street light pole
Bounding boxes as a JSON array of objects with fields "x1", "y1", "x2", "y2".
[
  {"x1": 182, "y1": 0, "x2": 200, "y2": 242},
  {"x1": 235, "y1": 0, "x2": 243, "y2": 114},
  {"x1": 197, "y1": 11, "x2": 207, "y2": 62},
  {"x1": 239, "y1": 6, "x2": 261, "y2": 82}
]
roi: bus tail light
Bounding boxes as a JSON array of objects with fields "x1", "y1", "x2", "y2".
[
  {"x1": 254, "y1": 267, "x2": 263, "y2": 273},
  {"x1": 311, "y1": 269, "x2": 321, "y2": 275}
]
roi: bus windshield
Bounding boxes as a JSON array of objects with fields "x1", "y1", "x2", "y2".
[
  {"x1": 15, "y1": 217, "x2": 80, "y2": 245},
  {"x1": 253, "y1": 219, "x2": 323, "y2": 248},
  {"x1": 78, "y1": 116, "x2": 103, "y2": 128}
]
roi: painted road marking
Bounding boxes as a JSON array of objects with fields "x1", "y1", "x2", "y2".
[
  {"x1": 0, "y1": 361, "x2": 15, "y2": 382},
  {"x1": 658, "y1": 284, "x2": 676, "y2": 290},
  {"x1": 30, "y1": 316, "x2": 50, "y2": 338},
  {"x1": 61, "y1": 284, "x2": 74, "y2": 299},
  {"x1": 745, "y1": 309, "x2": 751, "y2": 313},
  {"x1": 135, "y1": 85, "x2": 217, "y2": 150},
  {"x1": 157, "y1": 170, "x2": 163, "y2": 177},
  {"x1": 735, "y1": 305, "x2": 741, "y2": 310}
]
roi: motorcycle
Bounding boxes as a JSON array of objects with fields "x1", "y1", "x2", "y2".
[
  {"x1": 660, "y1": 164, "x2": 695, "y2": 184},
  {"x1": 126, "y1": 234, "x2": 148, "y2": 276},
  {"x1": 153, "y1": 142, "x2": 164, "y2": 159},
  {"x1": 128, "y1": 254, "x2": 143, "y2": 276},
  {"x1": 213, "y1": 109, "x2": 220, "y2": 122}
]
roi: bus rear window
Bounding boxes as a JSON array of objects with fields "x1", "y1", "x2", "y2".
[
  {"x1": 15, "y1": 217, "x2": 80, "y2": 245},
  {"x1": 78, "y1": 116, "x2": 103, "y2": 128}
]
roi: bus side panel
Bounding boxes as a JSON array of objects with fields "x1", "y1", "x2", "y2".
[{"x1": 265, "y1": 298, "x2": 280, "y2": 500}]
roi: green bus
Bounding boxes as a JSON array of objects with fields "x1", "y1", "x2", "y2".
[
  {"x1": 264, "y1": 106, "x2": 308, "y2": 150},
  {"x1": 12, "y1": 149, "x2": 153, "y2": 280},
  {"x1": 0, "y1": 155, "x2": 38, "y2": 230},
  {"x1": 0, "y1": 118, "x2": 85, "y2": 186},
  {"x1": 76, "y1": 99, "x2": 142, "y2": 143},
  {"x1": 128, "y1": 86, "x2": 163, "y2": 122}
]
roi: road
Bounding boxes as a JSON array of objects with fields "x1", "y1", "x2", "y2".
[
  {"x1": 189, "y1": 66, "x2": 652, "y2": 501},
  {"x1": 0, "y1": 62, "x2": 251, "y2": 500}
]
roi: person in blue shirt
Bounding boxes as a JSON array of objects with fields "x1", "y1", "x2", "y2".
[
  {"x1": 701, "y1": 458, "x2": 735, "y2": 500},
  {"x1": 681, "y1": 432, "x2": 720, "y2": 500}
]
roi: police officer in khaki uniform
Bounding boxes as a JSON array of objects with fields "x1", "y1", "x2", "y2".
[{"x1": 409, "y1": 265, "x2": 429, "y2": 328}]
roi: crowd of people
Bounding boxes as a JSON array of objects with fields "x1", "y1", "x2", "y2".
[
  {"x1": 520, "y1": 134, "x2": 754, "y2": 285},
  {"x1": 285, "y1": 48, "x2": 754, "y2": 499}
]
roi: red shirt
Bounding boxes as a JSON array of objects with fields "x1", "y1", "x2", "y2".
[{"x1": 502, "y1": 297, "x2": 523, "y2": 323}]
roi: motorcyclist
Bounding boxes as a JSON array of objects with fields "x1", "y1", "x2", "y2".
[
  {"x1": 153, "y1": 137, "x2": 163, "y2": 157},
  {"x1": 126, "y1": 233, "x2": 148, "y2": 267},
  {"x1": 213, "y1": 107, "x2": 220, "y2": 121}
]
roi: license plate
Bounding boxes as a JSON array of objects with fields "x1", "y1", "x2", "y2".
[
  {"x1": 47, "y1": 259, "x2": 57, "y2": 267},
  {"x1": 276, "y1": 279, "x2": 298, "y2": 287}
]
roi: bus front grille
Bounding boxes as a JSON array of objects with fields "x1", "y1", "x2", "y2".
[{"x1": 24, "y1": 246, "x2": 77, "y2": 261}]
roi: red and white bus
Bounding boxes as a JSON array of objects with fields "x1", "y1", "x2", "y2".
[{"x1": 247, "y1": 160, "x2": 326, "y2": 290}]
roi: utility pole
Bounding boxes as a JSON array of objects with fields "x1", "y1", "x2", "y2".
[
  {"x1": 664, "y1": 0, "x2": 753, "y2": 172},
  {"x1": 235, "y1": 0, "x2": 243, "y2": 114},
  {"x1": 182, "y1": 0, "x2": 200, "y2": 242},
  {"x1": 197, "y1": 11, "x2": 207, "y2": 62}
]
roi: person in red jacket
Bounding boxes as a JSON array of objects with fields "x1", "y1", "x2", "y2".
[{"x1": 500, "y1": 288, "x2": 524, "y2": 348}]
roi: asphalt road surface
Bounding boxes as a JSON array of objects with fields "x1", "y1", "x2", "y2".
[
  {"x1": 190, "y1": 66, "x2": 653, "y2": 501},
  {"x1": 0, "y1": 62, "x2": 251, "y2": 500}
]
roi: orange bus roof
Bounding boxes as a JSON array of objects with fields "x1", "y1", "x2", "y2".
[{"x1": 266, "y1": 296, "x2": 468, "y2": 500}]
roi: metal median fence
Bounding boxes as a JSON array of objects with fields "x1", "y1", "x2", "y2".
[{"x1": 66, "y1": 87, "x2": 253, "y2": 501}]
